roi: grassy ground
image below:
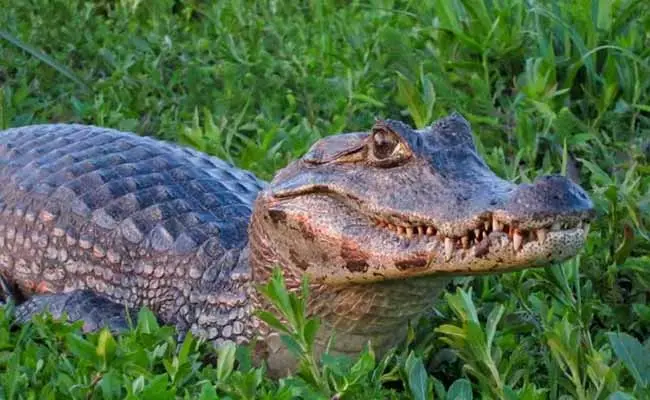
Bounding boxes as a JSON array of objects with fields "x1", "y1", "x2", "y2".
[{"x1": 1, "y1": 0, "x2": 649, "y2": 398}]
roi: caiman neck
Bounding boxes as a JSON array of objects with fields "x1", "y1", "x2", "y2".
[{"x1": 247, "y1": 197, "x2": 449, "y2": 375}]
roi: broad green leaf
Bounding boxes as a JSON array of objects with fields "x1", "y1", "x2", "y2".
[
  {"x1": 447, "y1": 378, "x2": 473, "y2": 400},
  {"x1": 198, "y1": 383, "x2": 218, "y2": 400},
  {"x1": 216, "y1": 341, "x2": 237, "y2": 381},
  {"x1": 405, "y1": 352, "x2": 432, "y2": 400},
  {"x1": 607, "y1": 332, "x2": 650, "y2": 388},
  {"x1": 136, "y1": 307, "x2": 160, "y2": 334}
]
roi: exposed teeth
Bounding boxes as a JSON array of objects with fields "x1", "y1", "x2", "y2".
[
  {"x1": 373, "y1": 214, "x2": 586, "y2": 257},
  {"x1": 444, "y1": 237, "x2": 454, "y2": 261},
  {"x1": 513, "y1": 230, "x2": 523, "y2": 251}
]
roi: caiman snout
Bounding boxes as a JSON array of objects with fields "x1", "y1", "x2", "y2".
[{"x1": 497, "y1": 174, "x2": 596, "y2": 227}]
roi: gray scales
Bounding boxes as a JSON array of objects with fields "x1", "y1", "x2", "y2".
[{"x1": 0, "y1": 114, "x2": 595, "y2": 375}]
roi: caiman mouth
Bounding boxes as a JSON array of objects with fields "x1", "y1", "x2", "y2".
[
  {"x1": 366, "y1": 211, "x2": 590, "y2": 260},
  {"x1": 269, "y1": 186, "x2": 595, "y2": 280}
]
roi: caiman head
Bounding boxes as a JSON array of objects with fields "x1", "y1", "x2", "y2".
[
  {"x1": 248, "y1": 113, "x2": 595, "y2": 371},
  {"x1": 252, "y1": 113, "x2": 595, "y2": 285}
]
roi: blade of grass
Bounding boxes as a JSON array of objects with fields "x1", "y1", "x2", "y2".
[{"x1": 0, "y1": 29, "x2": 89, "y2": 92}]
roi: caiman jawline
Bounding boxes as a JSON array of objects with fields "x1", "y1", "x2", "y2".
[{"x1": 274, "y1": 189, "x2": 591, "y2": 262}]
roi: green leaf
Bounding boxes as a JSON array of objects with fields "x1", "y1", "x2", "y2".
[
  {"x1": 136, "y1": 307, "x2": 160, "y2": 334},
  {"x1": 216, "y1": 341, "x2": 237, "y2": 381},
  {"x1": 485, "y1": 305, "x2": 505, "y2": 351},
  {"x1": 99, "y1": 370, "x2": 123, "y2": 400},
  {"x1": 280, "y1": 334, "x2": 303, "y2": 357},
  {"x1": 132, "y1": 375, "x2": 145, "y2": 394},
  {"x1": 0, "y1": 29, "x2": 89, "y2": 91},
  {"x1": 405, "y1": 351, "x2": 432, "y2": 400},
  {"x1": 607, "y1": 332, "x2": 650, "y2": 388},
  {"x1": 447, "y1": 378, "x2": 473, "y2": 400},
  {"x1": 96, "y1": 328, "x2": 117, "y2": 363},
  {"x1": 303, "y1": 318, "x2": 320, "y2": 348},
  {"x1": 198, "y1": 383, "x2": 218, "y2": 400},
  {"x1": 178, "y1": 330, "x2": 195, "y2": 364},
  {"x1": 577, "y1": 157, "x2": 613, "y2": 186},
  {"x1": 140, "y1": 374, "x2": 173, "y2": 400},
  {"x1": 256, "y1": 311, "x2": 291, "y2": 335},
  {"x1": 65, "y1": 333, "x2": 99, "y2": 363},
  {"x1": 350, "y1": 346, "x2": 376, "y2": 379}
]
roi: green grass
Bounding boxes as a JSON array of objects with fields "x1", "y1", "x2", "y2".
[{"x1": 1, "y1": 0, "x2": 649, "y2": 398}]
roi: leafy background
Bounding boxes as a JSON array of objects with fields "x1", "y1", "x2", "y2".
[{"x1": 0, "y1": 0, "x2": 649, "y2": 398}]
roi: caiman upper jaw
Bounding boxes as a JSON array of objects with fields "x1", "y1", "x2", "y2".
[{"x1": 495, "y1": 174, "x2": 596, "y2": 227}]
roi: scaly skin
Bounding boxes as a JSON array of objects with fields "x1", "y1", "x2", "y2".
[
  {"x1": 0, "y1": 124, "x2": 264, "y2": 344},
  {"x1": 0, "y1": 114, "x2": 595, "y2": 375}
]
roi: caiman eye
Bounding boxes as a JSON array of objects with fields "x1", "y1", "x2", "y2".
[
  {"x1": 372, "y1": 130, "x2": 399, "y2": 159},
  {"x1": 369, "y1": 127, "x2": 410, "y2": 166}
]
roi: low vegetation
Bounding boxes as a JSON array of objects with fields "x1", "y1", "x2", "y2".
[{"x1": 1, "y1": 0, "x2": 649, "y2": 398}]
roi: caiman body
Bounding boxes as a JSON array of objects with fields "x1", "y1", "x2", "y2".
[{"x1": 0, "y1": 114, "x2": 595, "y2": 374}]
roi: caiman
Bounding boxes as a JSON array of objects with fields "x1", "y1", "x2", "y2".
[{"x1": 0, "y1": 113, "x2": 595, "y2": 374}]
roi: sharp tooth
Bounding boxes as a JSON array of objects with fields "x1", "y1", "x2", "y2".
[
  {"x1": 406, "y1": 227, "x2": 413, "y2": 238},
  {"x1": 417, "y1": 226, "x2": 424, "y2": 236},
  {"x1": 583, "y1": 223, "x2": 590, "y2": 236},
  {"x1": 577, "y1": 221, "x2": 583, "y2": 229},
  {"x1": 484, "y1": 220, "x2": 490, "y2": 230},
  {"x1": 398, "y1": 226, "x2": 405, "y2": 235},
  {"x1": 474, "y1": 228, "x2": 482, "y2": 240},
  {"x1": 513, "y1": 230, "x2": 523, "y2": 251},
  {"x1": 444, "y1": 237, "x2": 454, "y2": 261},
  {"x1": 552, "y1": 222, "x2": 561, "y2": 231},
  {"x1": 461, "y1": 235, "x2": 469, "y2": 249},
  {"x1": 492, "y1": 217, "x2": 502, "y2": 231},
  {"x1": 536, "y1": 228, "x2": 547, "y2": 242},
  {"x1": 426, "y1": 226, "x2": 435, "y2": 236}
]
